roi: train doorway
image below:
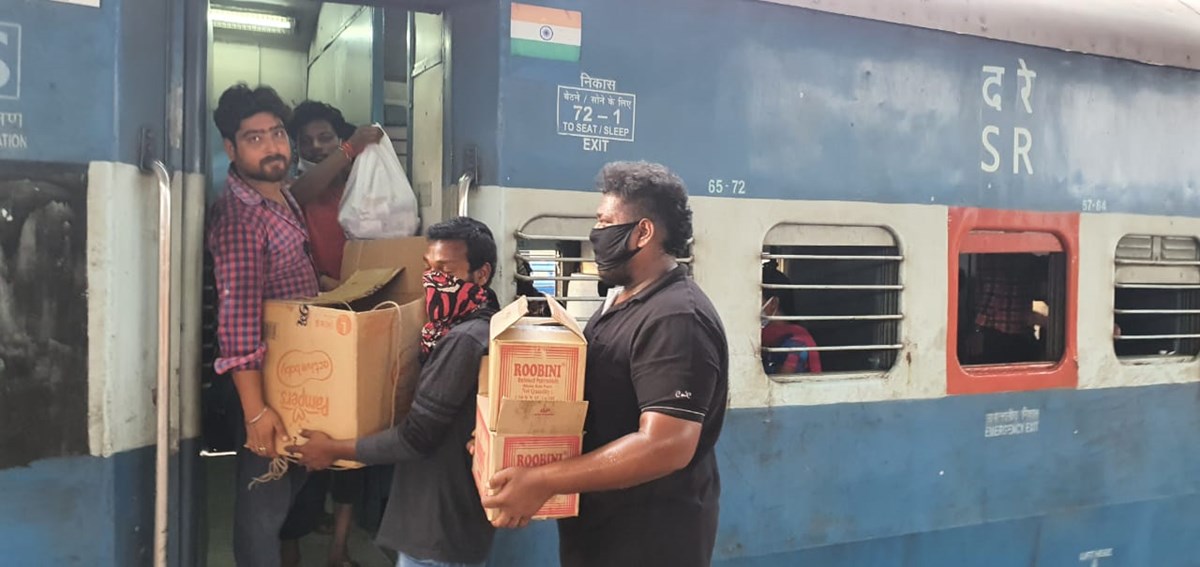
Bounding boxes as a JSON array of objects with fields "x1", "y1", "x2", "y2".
[{"x1": 196, "y1": 1, "x2": 450, "y2": 564}]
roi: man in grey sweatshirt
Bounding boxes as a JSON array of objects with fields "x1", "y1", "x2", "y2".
[{"x1": 288, "y1": 217, "x2": 499, "y2": 567}]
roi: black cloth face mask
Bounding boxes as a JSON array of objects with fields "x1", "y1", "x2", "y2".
[{"x1": 589, "y1": 221, "x2": 643, "y2": 271}]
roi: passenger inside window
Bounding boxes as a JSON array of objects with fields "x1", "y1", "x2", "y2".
[
  {"x1": 761, "y1": 264, "x2": 821, "y2": 374},
  {"x1": 959, "y1": 252, "x2": 1061, "y2": 365},
  {"x1": 515, "y1": 258, "x2": 550, "y2": 317}
]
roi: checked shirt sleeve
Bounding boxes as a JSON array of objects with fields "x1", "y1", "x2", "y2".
[{"x1": 209, "y1": 213, "x2": 268, "y2": 374}]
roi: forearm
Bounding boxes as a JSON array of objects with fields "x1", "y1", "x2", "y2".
[
  {"x1": 322, "y1": 438, "x2": 358, "y2": 462},
  {"x1": 290, "y1": 152, "x2": 350, "y2": 204},
  {"x1": 533, "y1": 425, "x2": 695, "y2": 495},
  {"x1": 354, "y1": 425, "x2": 425, "y2": 465},
  {"x1": 231, "y1": 370, "x2": 266, "y2": 416}
]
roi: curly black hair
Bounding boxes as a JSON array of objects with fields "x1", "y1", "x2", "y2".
[
  {"x1": 288, "y1": 100, "x2": 356, "y2": 141},
  {"x1": 426, "y1": 216, "x2": 498, "y2": 285},
  {"x1": 213, "y1": 83, "x2": 292, "y2": 143},
  {"x1": 597, "y1": 161, "x2": 693, "y2": 258}
]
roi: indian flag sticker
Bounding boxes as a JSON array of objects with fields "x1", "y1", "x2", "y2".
[{"x1": 511, "y1": 3, "x2": 581, "y2": 62}]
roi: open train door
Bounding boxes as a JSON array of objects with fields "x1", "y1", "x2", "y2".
[{"x1": 191, "y1": 1, "x2": 456, "y2": 565}]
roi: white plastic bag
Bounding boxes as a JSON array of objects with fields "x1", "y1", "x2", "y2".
[{"x1": 339, "y1": 126, "x2": 420, "y2": 239}]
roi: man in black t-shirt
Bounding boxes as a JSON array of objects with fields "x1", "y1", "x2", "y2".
[
  {"x1": 482, "y1": 162, "x2": 729, "y2": 567},
  {"x1": 287, "y1": 217, "x2": 499, "y2": 567}
]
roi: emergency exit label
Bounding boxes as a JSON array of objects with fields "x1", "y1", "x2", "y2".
[{"x1": 557, "y1": 72, "x2": 636, "y2": 152}]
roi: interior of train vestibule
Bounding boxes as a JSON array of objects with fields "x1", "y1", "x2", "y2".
[{"x1": 202, "y1": 2, "x2": 445, "y2": 564}]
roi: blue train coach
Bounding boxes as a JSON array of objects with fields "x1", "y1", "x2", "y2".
[{"x1": 1, "y1": 0, "x2": 1199, "y2": 565}]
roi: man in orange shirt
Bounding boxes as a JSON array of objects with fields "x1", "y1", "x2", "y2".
[
  {"x1": 287, "y1": 101, "x2": 383, "y2": 290},
  {"x1": 284, "y1": 101, "x2": 382, "y2": 567}
]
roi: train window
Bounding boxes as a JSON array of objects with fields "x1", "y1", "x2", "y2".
[
  {"x1": 513, "y1": 215, "x2": 694, "y2": 322},
  {"x1": 761, "y1": 224, "x2": 902, "y2": 378},
  {"x1": 946, "y1": 208, "x2": 1079, "y2": 394},
  {"x1": 956, "y1": 231, "x2": 1067, "y2": 366},
  {"x1": 1113, "y1": 235, "x2": 1200, "y2": 360}
]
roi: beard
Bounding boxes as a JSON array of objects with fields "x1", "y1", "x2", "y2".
[
  {"x1": 598, "y1": 264, "x2": 633, "y2": 287},
  {"x1": 241, "y1": 154, "x2": 289, "y2": 182}
]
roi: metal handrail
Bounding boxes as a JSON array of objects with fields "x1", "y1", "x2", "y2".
[
  {"x1": 1115, "y1": 283, "x2": 1200, "y2": 289},
  {"x1": 762, "y1": 253, "x2": 903, "y2": 261},
  {"x1": 515, "y1": 232, "x2": 591, "y2": 242},
  {"x1": 1114, "y1": 259, "x2": 1200, "y2": 266},
  {"x1": 457, "y1": 173, "x2": 472, "y2": 217},
  {"x1": 1113, "y1": 309, "x2": 1200, "y2": 315},
  {"x1": 763, "y1": 344, "x2": 903, "y2": 353},
  {"x1": 1115, "y1": 333, "x2": 1200, "y2": 340},
  {"x1": 765, "y1": 314, "x2": 902, "y2": 322},
  {"x1": 516, "y1": 254, "x2": 595, "y2": 263},
  {"x1": 526, "y1": 295, "x2": 605, "y2": 303},
  {"x1": 515, "y1": 273, "x2": 601, "y2": 282},
  {"x1": 762, "y1": 283, "x2": 904, "y2": 291},
  {"x1": 148, "y1": 160, "x2": 172, "y2": 567}
]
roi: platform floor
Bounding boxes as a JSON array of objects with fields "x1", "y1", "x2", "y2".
[{"x1": 204, "y1": 456, "x2": 394, "y2": 567}]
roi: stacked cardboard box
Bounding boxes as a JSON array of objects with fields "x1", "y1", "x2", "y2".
[
  {"x1": 262, "y1": 237, "x2": 427, "y2": 469},
  {"x1": 473, "y1": 295, "x2": 588, "y2": 520}
]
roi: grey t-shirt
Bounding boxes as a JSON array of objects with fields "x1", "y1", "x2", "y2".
[{"x1": 356, "y1": 310, "x2": 495, "y2": 563}]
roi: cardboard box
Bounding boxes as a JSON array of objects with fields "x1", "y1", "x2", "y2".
[
  {"x1": 473, "y1": 390, "x2": 588, "y2": 520},
  {"x1": 263, "y1": 237, "x2": 428, "y2": 468},
  {"x1": 339, "y1": 237, "x2": 429, "y2": 425},
  {"x1": 481, "y1": 295, "x2": 587, "y2": 428},
  {"x1": 341, "y1": 237, "x2": 428, "y2": 304}
]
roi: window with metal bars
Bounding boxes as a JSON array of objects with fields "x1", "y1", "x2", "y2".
[
  {"x1": 1113, "y1": 235, "x2": 1200, "y2": 360},
  {"x1": 512, "y1": 215, "x2": 693, "y2": 323},
  {"x1": 760, "y1": 224, "x2": 902, "y2": 376}
]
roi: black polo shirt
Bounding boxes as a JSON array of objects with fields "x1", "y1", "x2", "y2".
[{"x1": 557, "y1": 265, "x2": 729, "y2": 567}]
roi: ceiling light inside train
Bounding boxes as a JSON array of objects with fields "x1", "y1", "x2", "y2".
[{"x1": 209, "y1": 8, "x2": 294, "y2": 35}]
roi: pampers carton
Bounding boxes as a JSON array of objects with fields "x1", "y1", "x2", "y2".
[
  {"x1": 338, "y1": 237, "x2": 430, "y2": 424},
  {"x1": 479, "y1": 295, "x2": 587, "y2": 426},
  {"x1": 474, "y1": 365, "x2": 588, "y2": 520},
  {"x1": 262, "y1": 237, "x2": 427, "y2": 468}
]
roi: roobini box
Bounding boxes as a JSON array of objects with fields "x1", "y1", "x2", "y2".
[
  {"x1": 473, "y1": 382, "x2": 588, "y2": 519},
  {"x1": 479, "y1": 295, "x2": 587, "y2": 426}
]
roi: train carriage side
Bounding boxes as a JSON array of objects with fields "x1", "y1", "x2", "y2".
[
  {"x1": 472, "y1": 0, "x2": 1200, "y2": 565},
  {"x1": 2, "y1": 0, "x2": 1200, "y2": 565},
  {"x1": 0, "y1": 0, "x2": 204, "y2": 565}
]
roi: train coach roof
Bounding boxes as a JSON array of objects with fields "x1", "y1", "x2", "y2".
[{"x1": 764, "y1": 0, "x2": 1200, "y2": 71}]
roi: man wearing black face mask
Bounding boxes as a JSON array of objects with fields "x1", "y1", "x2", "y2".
[
  {"x1": 287, "y1": 217, "x2": 500, "y2": 567},
  {"x1": 481, "y1": 162, "x2": 729, "y2": 567}
]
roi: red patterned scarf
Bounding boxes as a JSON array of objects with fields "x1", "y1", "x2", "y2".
[{"x1": 421, "y1": 270, "x2": 489, "y2": 360}]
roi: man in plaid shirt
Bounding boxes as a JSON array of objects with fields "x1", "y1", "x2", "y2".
[
  {"x1": 207, "y1": 84, "x2": 320, "y2": 567},
  {"x1": 965, "y1": 254, "x2": 1042, "y2": 364}
]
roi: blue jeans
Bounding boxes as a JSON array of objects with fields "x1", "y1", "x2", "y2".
[
  {"x1": 232, "y1": 448, "x2": 312, "y2": 566},
  {"x1": 397, "y1": 552, "x2": 486, "y2": 567}
]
